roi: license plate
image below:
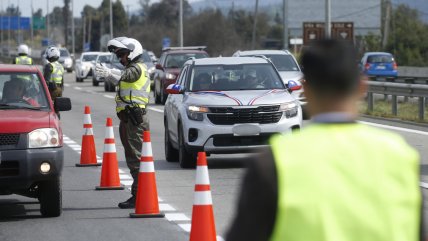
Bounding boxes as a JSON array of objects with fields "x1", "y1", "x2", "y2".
[
  {"x1": 232, "y1": 124, "x2": 261, "y2": 136},
  {"x1": 376, "y1": 66, "x2": 386, "y2": 70}
]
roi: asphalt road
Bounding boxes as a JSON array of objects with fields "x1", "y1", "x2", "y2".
[{"x1": 0, "y1": 72, "x2": 427, "y2": 240}]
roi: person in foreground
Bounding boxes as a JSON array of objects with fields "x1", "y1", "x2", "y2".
[{"x1": 225, "y1": 39, "x2": 426, "y2": 241}]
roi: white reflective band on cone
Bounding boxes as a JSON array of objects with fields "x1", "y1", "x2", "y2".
[
  {"x1": 193, "y1": 191, "x2": 213, "y2": 205},
  {"x1": 84, "y1": 128, "x2": 94, "y2": 135},
  {"x1": 105, "y1": 127, "x2": 114, "y2": 138},
  {"x1": 84, "y1": 114, "x2": 92, "y2": 124},
  {"x1": 142, "y1": 142, "x2": 153, "y2": 157},
  {"x1": 196, "y1": 166, "x2": 210, "y2": 185},
  {"x1": 139, "y1": 161, "x2": 155, "y2": 173},
  {"x1": 104, "y1": 143, "x2": 116, "y2": 153}
]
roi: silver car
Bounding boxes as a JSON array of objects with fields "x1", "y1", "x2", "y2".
[
  {"x1": 75, "y1": 51, "x2": 102, "y2": 82},
  {"x1": 233, "y1": 49, "x2": 308, "y2": 118},
  {"x1": 164, "y1": 57, "x2": 302, "y2": 168}
]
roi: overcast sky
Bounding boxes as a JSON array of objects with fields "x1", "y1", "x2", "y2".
[{"x1": 13, "y1": 0, "x2": 199, "y2": 18}]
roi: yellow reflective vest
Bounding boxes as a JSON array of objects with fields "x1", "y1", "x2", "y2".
[
  {"x1": 269, "y1": 123, "x2": 421, "y2": 241},
  {"x1": 49, "y1": 61, "x2": 64, "y2": 85},
  {"x1": 115, "y1": 62, "x2": 150, "y2": 112},
  {"x1": 15, "y1": 56, "x2": 33, "y2": 65}
]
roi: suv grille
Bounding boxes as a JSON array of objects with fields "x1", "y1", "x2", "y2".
[
  {"x1": 0, "y1": 134, "x2": 20, "y2": 146},
  {"x1": 207, "y1": 106, "x2": 282, "y2": 125}
]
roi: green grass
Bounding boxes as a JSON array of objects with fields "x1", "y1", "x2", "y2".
[{"x1": 358, "y1": 98, "x2": 428, "y2": 123}]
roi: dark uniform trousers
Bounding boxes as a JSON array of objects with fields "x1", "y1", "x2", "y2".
[{"x1": 118, "y1": 109, "x2": 149, "y2": 196}]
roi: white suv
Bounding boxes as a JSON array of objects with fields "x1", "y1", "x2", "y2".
[
  {"x1": 233, "y1": 50, "x2": 307, "y2": 118},
  {"x1": 164, "y1": 57, "x2": 302, "y2": 168}
]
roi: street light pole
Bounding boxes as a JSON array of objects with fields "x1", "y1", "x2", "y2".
[
  {"x1": 71, "y1": 0, "x2": 75, "y2": 55},
  {"x1": 47, "y1": 0, "x2": 49, "y2": 41},
  {"x1": 109, "y1": 0, "x2": 113, "y2": 39},
  {"x1": 179, "y1": 0, "x2": 183, "y2": 47},
  {"x1": 251, "y1": 0, "x2": 259, "y2": 50},
  {"x1": 283, "y1": 0, "x2": 288, "y2": 50},
  {"x1": 325, "y1": 0, "x2": 331, "y2": 38}
]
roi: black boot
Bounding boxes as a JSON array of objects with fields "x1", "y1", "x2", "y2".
[{"x1": 118, "y1": 196, "x2": 136, "y2": 209}]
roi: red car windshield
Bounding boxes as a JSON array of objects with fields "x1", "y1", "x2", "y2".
[{"x1": 165, "y1": 53, "x2": 208, "y2": 68}]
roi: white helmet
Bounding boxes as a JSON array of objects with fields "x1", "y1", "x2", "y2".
[
  {"x1": 46, "y1": 46, "x2": 60, "y2": 59},
  {"x1": 107, "y1": 37, "x2": 143, "y2": 62},
  {"x1": 17, "y1": 44, "x2": 29, "y2": 55}
]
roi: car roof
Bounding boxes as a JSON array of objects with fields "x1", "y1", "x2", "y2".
[
  {"x1": 82, "y1": 51, "x2": 103, "y2": 55},
  {"x1": 164, "y1": 50, "x2": 208, "y2": 54},
  {"x1": 235, "y1": 49, "x2": 292, "y2": 56},
  {"x1": 364, "y1": 52, "x2": 393, "y2": 56},
  {"x1": 0, "y1": 64, "x2": 40, "y2": 73},
  {"x1": 191, "y1": 57, "x2": 270, "y2": 66}
]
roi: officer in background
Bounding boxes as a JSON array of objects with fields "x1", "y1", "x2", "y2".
[
  {"x1": 43, "y1": 46, "x2": 64, "y2": 101},
  {"x1": 13, "y1": 44, "x2": 33, "y2": 65},
  {"x1": 96, "y1": 37, "x2": 150, "y2": 209},
  {"x1": 226, "y1": 39, "x2": 426, "y2": 241}
]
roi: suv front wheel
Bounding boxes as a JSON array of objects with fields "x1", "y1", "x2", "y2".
[
  {"x1": 38, "y1": 177, "x2": 62, "y2": 217},
  {"x1": 178, "y1": 125, "x2": 196, "y2": 168},
  {"x1": 165, "y1": 120, "x2": 178, "y2": 162}
]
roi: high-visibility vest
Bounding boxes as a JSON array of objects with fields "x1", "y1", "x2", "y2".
[
  {"x1": 49, "y1": 61, "x2": 64, "y2": 85},
  {"x1": 15, "y1": 56, "x2": 33, "y2": 65},
  {"x1": 269, "y1": 123, "x2": 421, "y2": 241},
  {"x1": 115, "y1": 62, "x2": 150, "y2": 112}
]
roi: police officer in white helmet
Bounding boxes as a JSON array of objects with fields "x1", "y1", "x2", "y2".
[
  {"x1": 43, "y1": 46, "x2": 65, "y2": 102},
  {"x1": 13, "y1": 44, "x2": 33, "y2": 65},
  {"x1": 96, "y1": 37, "x2": 150, "y2": 209}
]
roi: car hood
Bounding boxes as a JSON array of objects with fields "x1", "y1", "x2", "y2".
[
  {"x1": 0, "y1": 110, "x2": 53, "y2": 133},
  {"x1": 186, "y1": 89, "x2": 294, "y2": 106},
  {"x1": 279, "y1": 71, "x2": 303, "y2": 83}
]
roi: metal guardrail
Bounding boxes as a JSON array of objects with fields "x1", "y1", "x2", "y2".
[
  {"x1": 367, "y1": 80, "x2": 428, "y2": 120},
  {"x1": 369, "y1": 76, "x2": 428, "y2": 85}
]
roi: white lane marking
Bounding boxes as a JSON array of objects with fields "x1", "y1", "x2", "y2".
[
  {"x1": 64, "y1": 83, "x2": 70, "y2": 87},
  {"x1": 165, "y1": 213, "x2": 190, "y2": 222},
  {"x1": 359, "y1": 121, "x2": 428, "y2": 136},
  {"x1": 147, "y1": 107, "x2": 164, "y2": 113},
  {"x1": 74, "y1": 87, "x2": 82, "y2": 90},
  {"x1": 119, "y1": 174, "x2": 132, "y2": 180},
  {"x1": 159, "y1": 203, "x2": 176, "y2": 211},
  {"x1": 178, "y1": 224, "x2": 191, "y2": 233},
  {"x1": 421, "y1": 182, "x2": 428, "y2": 189},
  {"x1": 121, "y1": 180, "x2": 133, "y2": 186},
  {"x1": 103, "y1": 95, "x2": 115, "y2": 99}
]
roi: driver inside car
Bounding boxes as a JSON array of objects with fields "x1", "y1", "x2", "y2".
[{"x1": 2, "y1": 79, "x2": 39, "y2": 107}]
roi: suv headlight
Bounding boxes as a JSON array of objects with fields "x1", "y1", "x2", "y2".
[
  {"x1": 166, "y1": 73, "x2": 176, "y2": 80},
  {"x1": 28, "y1": 128, "x2": 60, "y2": 148},
  {"x1": 187, "y1": 105, "x2": 209, "y2": 121},
  {"x1": 280, "y1": 102, "x2": 298, "y2": 118}
]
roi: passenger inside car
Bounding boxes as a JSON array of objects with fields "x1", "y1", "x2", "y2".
[{"x1": 193, "y1": 73, "x2": 212, "y2": 91}]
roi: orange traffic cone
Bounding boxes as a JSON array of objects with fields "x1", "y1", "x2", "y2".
[
  {"x1": 129, "y1": 131, "x2": 164, "y2": 218},
  {"x1": 189, "y1": 152, "x2": 217, "y2": 241},
  {"x1": 96, "y1": 118, "x2": 124, "y2": 190},
  {"x1": 76, "y1": 106, "x2": 101, "y2": 167}
]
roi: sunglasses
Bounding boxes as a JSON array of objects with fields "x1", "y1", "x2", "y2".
[{"x1": 116, "y1": 52, "x2": 127, "y2": 58}]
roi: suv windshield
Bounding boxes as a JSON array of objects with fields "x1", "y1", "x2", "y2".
[
  {"x1": 367, "y1": 55, "x2": 393, "y2": 63},
  {"x1": 0, "y1": 73, "x2": 49, "y2": 109},
  {"x1": 189, "y1": 64, "x2": 285, "y2": 91},
  {"x1": 165, "y1": 53, "x2": 208, "y2": 68},
  {"x1": 141, "y1": 51, "x2": 152, "y2": 63},
  {"x1": 82, "y1": 54, "x2": 98, "y2": 62},
  {"x1": 60, "y1": 49, "x2": 70, "y2": 57}
]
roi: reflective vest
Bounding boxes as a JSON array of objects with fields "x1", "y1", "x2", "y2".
[
  {"x1": 115, "y1": 62, "x2": 150, "y2": 112},
  {"x1": 15, "y1": 56, "x2": 33, "y2": 65},
  {"x1": 49, "y1": 61, "x2": 64, "y2": 84},
  {"x1": 269, "y1": 123, "x2": 421, "y2": 241}
]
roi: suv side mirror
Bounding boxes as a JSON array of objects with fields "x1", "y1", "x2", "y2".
[
  {"x1": 286, "y1": 80, "x2": 302, "y2": 93},
  {"x1": 155, "y1": 64, "x2": 163, "y2": 70},
  {"x1": 166, "y1": 84, "x2": 184, "y2": 94},
  {"x1": 54, "y1": 97, "x2": 72, "y2": 112}
]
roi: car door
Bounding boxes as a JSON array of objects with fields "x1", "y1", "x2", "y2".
[{"x1": 168, "y1": 65, "x2": 189, "y2": 144}]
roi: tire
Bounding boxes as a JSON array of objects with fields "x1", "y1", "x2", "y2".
[
  {"x1": 108, "y1": 83, "x2": 116, "y2": 92},
  {"x1": 160, "y1": 83, "x2": 167, "y2": 105},
  {"x1": 76, "y1": 76, "x2": 80, "y2": 82},
  {"x1": 92, "y1": 77, "x2": 99, "y2": 86},
  {"x1": 165, "y1": 120, "x2": 178, "y2": 162},
  {"x1": 178, "y1": 125, "x2": 196, "y2": 168},
  {"x1": 67, "y1": 69, "x2": 72, "y2": 73},
  {"x1": 154, "y1": 83, "x2": 161, "y2": 104},
  {"x1": 104, "y1": 81, "x2": 109, "y2": 92},
  {"x1": 38, "y1": 177, "x2": 62, "y2": 217}
]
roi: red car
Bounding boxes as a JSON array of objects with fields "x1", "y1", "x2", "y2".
[
  {"x1": 153, "y1": 47, "x2": 209, "y2": 104},
  {"x1": 0, "y1": 64, "x2": 71, "y2": 217}
]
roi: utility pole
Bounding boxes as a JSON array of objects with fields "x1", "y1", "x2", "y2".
[
  {"x1": 381, "y1": 0, "x2": 391, "y2": 49},
  {"x1": 71, "y1": 0, "x2": 75, "y2": 55},
  {"x1": 283, "y1": 0, "x2": 288, "y2": 50},
  {"x1": 109, "y1": 0, "x2": 113, "y2": 39},
  {"x1": 325, "y1": 0, "x2": 331, "y2": 38},
  {"x1": 251, "y1": 0, "x2": 259, "y2": 49},
  {"x1": 31, "y1": 0, "x2": 34, "y2": 49},
  {"x1": 82, "y1": 14, "x2": 85, "y2": 51},
  {"x1": 47, "y1": 0, "x2": 49, "y2": 41},
  {"x1": 179, "y1": 0, "x2": 183, "y2": 47}
]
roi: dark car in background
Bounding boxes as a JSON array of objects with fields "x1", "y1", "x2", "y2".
[
  {"x1": 153, "y1": 46, "x2": 209, "y2": 104},
  {"x1": 360, "y1": 52, "x2": 398, "y2": 78}
]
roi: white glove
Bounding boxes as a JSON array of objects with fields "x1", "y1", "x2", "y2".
[{"x1": 95, "y1": 63, "x2": 110, "y2": 78}]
